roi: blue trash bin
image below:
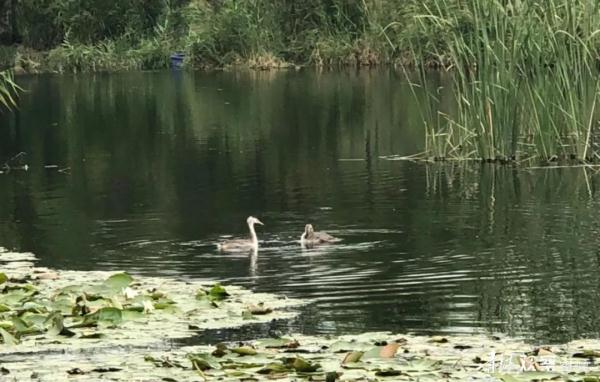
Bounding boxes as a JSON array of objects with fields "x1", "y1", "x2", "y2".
[{"x1": 170, "y1": 52, "x2": 185, "y2": 69}]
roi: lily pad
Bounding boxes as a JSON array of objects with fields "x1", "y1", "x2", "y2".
[
  {"x1": 144, "y1": 355, "x2": 185, "y2": 368},
  {"x1": 574, "y1": 350, "x2": 600, "y2": 358},
  {"x1": 0, "y1": 327, "x2": 18, "y2": 345},
  {"x1": 258, "y1": 338, "x2": 300, "y2": 349},
  {"x1": 330, "y1": 340, "x2": 365, "y2": 353},
  {"x1": 121, "y1": 309, "x2": 144, "y2": 321},
  {"x1": 231, "y1": 346, "x2": 258, "y2": 356},
  {"x1": 197, "y1": 283, "x2": 230, "y2": 303},
  {"x1": 19, "y1": 312, "x2": 46, "y2": 329},
  {"x1": 208, "y1": 283, "x2": 229, "y2": 300},
  {"x1": 103, "y1": 273, "x2": 134, "y2": 291},
  {"x1": 290, "y1": 357, "x2": 320, "y2": 372},
  {"x1": 82, "y1": 307, "x2": 123, "y2": 327},
  {"x1": 379, "y1": 343, "x2": 400, "y2": 358},
  {"x1": 44, "y1": 311, "x2": 64, "y2": 335},
  {"x1": 188, "y1": 353, "x2": 222, "y2": 371},
  {"x1": 257, "y1": 362, "x2": 290, "y2": 375},
  {"x1": 0, "y1": 289, "x2": 35, "y2": 307},
  {"x1": 342, "y1": 351, "x2": 364, "y2": 364},
  {"x1": 10, "y1": 316, "x2": 30, "y2": 334}
]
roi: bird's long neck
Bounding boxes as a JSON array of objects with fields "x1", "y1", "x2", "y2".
[
  {"x1": 304, "y1": 229, "x2": 313, "y2": 240},
  {"x1": 248, "y1": 222, "x2": 258, "y2": 245}
]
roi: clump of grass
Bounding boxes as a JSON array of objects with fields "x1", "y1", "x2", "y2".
[
  {"x1": 247, "y1": 52, "x2": 289, "y2": 70},
  {"x1": 47, "y1": 39, "x2": 129, "y2": 73},
  {"x1": 184, "y1": 1, "x2": 286, "y2": 69},
  {"x1": 46, "y1": 26, "x2": 178, "y2": 73},
  {"x1": 404, "y1": 0, "x2": 600, "y2": 164}
]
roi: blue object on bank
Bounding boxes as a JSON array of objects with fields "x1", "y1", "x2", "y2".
[{"x1": 170, "y1": 52, "x2": 185, "y2": 69}]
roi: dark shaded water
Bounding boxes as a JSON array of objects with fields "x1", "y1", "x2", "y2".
[{"x1": 2, "y1": 70, "x2": 600, "y2": 343}]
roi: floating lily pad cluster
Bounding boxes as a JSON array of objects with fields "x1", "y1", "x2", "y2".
[
  {"x1": 12, "y1": 331, "x2": 599, "y2": 381},
  {"x1": 130, "y1": 333, "x2": 600, "y2": 382},
  {"x1": 0, "y1": 269, "x2": 174, "y2": 345},
  {"x1": 4, "y1": 249, "x2": 600, "y2": 382},
  {"x1": 0, "y1": 248, "x2": 302, "y2": 380}
]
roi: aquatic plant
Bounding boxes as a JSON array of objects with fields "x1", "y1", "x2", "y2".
[
  {"x1": 8, "y1": 320, "x2": 600, "y2": 380},
  {"x1": 0, "y1": 249, "x2": 301, "y2": 362},
  {"x1": 403, "y1": 0, "x2": 600, "y2": 163},
  {"x1": 5, "y1": 251, "x2": 600, "y2": 381},
  {"x1": 0, "y1": 70, "x2": 19, "y2": 110},
  {"x1": 143, "y1": 334, "x2": 600, "y2": 381}
]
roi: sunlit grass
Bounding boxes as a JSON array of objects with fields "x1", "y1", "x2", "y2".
[{"x1": 0, "y1": 71, "x2": 20, "y2": 111}]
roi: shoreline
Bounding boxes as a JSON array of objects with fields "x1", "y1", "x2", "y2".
[{"x1": 1, "y1": 45, "x2": 426, "y2": 75}]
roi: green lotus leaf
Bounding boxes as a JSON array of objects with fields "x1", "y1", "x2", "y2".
[
  {"x1": 0, "y1": 327, "x2": 18, "y2": 346},
  {"x1": 104, "y1": 273, "x2": 134, "y2": 291},
  {"x1": 231, "y1": 346, "x2": 258, "y2": 356},
  {"x1": 188, "y1": 353, "x2": 222, "y2": 371}
]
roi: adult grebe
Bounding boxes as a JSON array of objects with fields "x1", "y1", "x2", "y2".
[
  {"x1": 218, "y1": 216, "x2": 264, "y2": 252},
  {"x1": 300, "y1": 224, "x2": 340, "y2": 246}
]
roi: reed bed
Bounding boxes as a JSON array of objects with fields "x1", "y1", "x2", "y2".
[{"x1": 404, "y1": 0, "x2": 600, "y2": 164}]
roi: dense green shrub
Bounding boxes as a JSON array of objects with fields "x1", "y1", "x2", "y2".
[
  {"x1": 17, "y1": 0, "x2": 63, "y2": 49},
  {"x1": 15, "y1": 0, "x2": 167, "y2": 48}
]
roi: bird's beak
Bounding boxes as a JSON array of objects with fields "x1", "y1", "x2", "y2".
[{"x1": 255, "y1": 219, "x2": 264, "y2": 226}]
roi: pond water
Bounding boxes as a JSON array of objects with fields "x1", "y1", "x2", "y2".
[{"x1": 2, "y1": 70, "x2": 600, "y2": 343}]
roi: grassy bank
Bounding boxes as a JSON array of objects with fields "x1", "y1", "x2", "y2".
[
  {"x1": 0, "y1": 1, "x2": 420, "y2": 72},
  {"x1": 8, "y1": 0, "x2": 594, "y2": 73}
]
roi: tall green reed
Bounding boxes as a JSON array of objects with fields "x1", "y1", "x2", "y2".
[
  {"x1": 0, "y1": 71, "x2": 20, "y2": 110},
  {"x1": 406, "y1": 0, "x2": 600, "y2": 163}
]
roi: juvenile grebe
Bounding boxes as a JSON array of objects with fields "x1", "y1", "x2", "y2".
[
  {"x1": 300, "y1": 224, "x2": 340, "y2": 246},
  {"x1": 218, "y1": 216, "x2": 264, "y2": 252}
]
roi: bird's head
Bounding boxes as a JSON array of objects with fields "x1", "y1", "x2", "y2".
[
  {"x1": 304, "y1": 224, "x2": 314, "y2": 234},
  {"x1": 247, "y1": 216, "x2": 264, "y2": 226}
]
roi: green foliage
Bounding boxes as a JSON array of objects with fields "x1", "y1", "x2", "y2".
[
  {"x1": 404, "y1": 0, "x2": 600, "y2": 162},
  {"x1": 196, "y1": 283, "x2": 230, "y2": 303},
  {"x1": 185, "y1": 1, "x2": 284, "y2": 67},
  {"x1": 8, "y1": 0, "x2": 409, "y2": 70},
  {"x1": 103, "y1": 273, "x2": 134, "y2": 291},
  {"x1": 17, "y1": 0, "x2": 64, "y2": 49},
  {"x1": 16, "y1": 0, "x2": 165, "y2": 47},
  {"x1": 59, "y1": 0, "x2": 164, "y2": 43},
  {"x1": 83, "y1": 307, "x2": 123, "y2": 327},
  {"x1": 0, "y1": 70, "x2": 19, "y2": 110}
]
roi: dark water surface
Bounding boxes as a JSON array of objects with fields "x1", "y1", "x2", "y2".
[{"x1": 2, "y1": 70, "x2": 600, "y2": 343}]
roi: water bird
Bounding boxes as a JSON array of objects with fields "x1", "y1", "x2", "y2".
[
  {"x1": 300, "y1": 224, "x2": 340, "y2": 246},
  {"x1": 218, "y1": 216, "x2": 264, "y2": 252}
]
